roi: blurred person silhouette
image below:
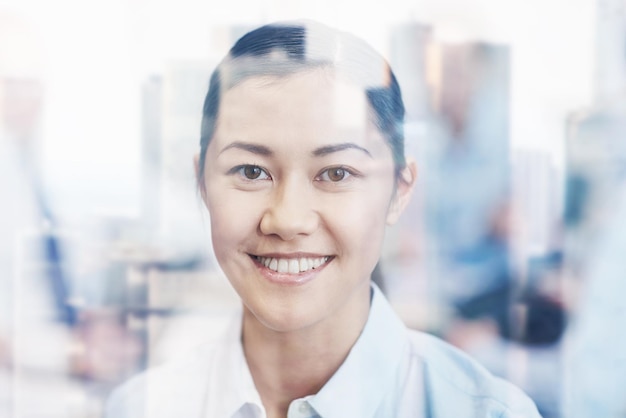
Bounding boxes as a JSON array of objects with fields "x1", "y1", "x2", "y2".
[
  {"x1": 0, "y1": 11, "x2": 80, "y2": 416},
  {"x1": 557, "y1": 96, "x2": 626, "y2": 417},
  {"x1": 446, "y1": 250, "x2": 567, "y2": 418},
  {"x1": 419, "y1": 45, "x2": 567, "y2": 414},
  {"x1": 0, "y1": 12, "x2": 142, "y2": 416},
  {"x1": 424, "y1": 44, "x2": 513, "y2": 315},
  {"x1": 106, "y1": 21, "x2": 541, "y2": 418},
  {"x1": 0, "y1": 6, "x2": 71, "y2": 361}
]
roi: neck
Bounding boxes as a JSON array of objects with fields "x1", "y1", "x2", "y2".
[{"x1": 242, "y1": 282, "x2": 370, "y2": 417}]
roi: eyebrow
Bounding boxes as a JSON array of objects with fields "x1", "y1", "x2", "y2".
[
  {"x1": 219, "y1": 141, "x2": 273, "y2": 156},
  {"x1": 219, "y1": 141, "x2": 372, "y2": 158},
  {"x1": 312, "y1": 143, "x2": 372, "y2": 158}
]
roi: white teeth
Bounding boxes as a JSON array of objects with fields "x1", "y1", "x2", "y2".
[
  {"x1": 288, "y1": 259, "x2": 299, "y2": 274},
  {"x1": 277, "y1": 259, "x2": 289, "y2": 273},
  {"x1": 299, "y1": 258, "x2": 309, "y2": 272},
  {"x1": 256, "y1": 256, "x2": 330, "y2": 274}
]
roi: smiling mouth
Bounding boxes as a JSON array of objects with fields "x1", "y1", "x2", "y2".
[{"x1": 250, "y1": 255, "x2": 332, "y2": 274}]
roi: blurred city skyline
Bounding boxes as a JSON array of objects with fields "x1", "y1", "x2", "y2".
[{"x1": 1, "y1": 0, "x2": 596, "y2": 221}]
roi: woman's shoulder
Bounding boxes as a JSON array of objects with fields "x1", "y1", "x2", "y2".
[
  {"x1": 402, "y1": 330, "x2": 542, "y2": 417},
  {"x1": 104, "y1": 340, "x2": 226, "y2": 418}
]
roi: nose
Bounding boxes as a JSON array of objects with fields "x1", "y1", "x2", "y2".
[{"x1": 259, "y1": 178, "x2": 319, "y2": 241}]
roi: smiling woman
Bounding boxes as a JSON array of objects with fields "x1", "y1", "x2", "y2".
[{"x1": 105, "y1": 20, "x2": 542, "y2": 418}]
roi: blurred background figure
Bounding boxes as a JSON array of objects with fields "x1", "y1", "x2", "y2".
[
  {"x1": 0, "y1": 9, "x2": 144, "y2": 418},
  {"x1": 419, "y1": 39, "x2": 566, "y2": 418},
  {"x1": 561, "y1": 87, "x2": 626, "y2": 417},
  {"x1": 424, "y1": 42, "x2": 512, "y2": 317},
  {"x1": 560, "y1": 1, "x2": 626, "y2": 415},
  {"x1": 0, "y1": 10, "x2": 75, "y2": 417}
]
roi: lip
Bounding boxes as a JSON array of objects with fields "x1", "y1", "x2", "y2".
[{"x1": 248, "y1": 253, "x2": 333, "y2": 286}]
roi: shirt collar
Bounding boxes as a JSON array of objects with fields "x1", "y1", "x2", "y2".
[
  {"x1": 215, "y1": 284, "x2": 408, "y2": 418},
  {"x1": 208, "y1": 312, "x2": 265, "y2": 418},
  {"x1": 309, "y1": 283, "x2": 408, "y2": 418}
]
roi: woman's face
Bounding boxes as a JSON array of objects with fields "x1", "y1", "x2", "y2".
[{"x1": 200, "y1": 69, "x2": 414, "y2": 333}]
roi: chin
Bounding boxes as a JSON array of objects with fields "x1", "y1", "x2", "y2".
[{"x1": 244, "y1": 298, "x2": 324, "y2": 334}]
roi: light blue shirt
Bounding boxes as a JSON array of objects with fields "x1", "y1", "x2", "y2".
[{"x1": 106, "y1": 285, "x2": 541, "y2": 417}]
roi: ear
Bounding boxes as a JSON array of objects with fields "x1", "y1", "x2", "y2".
[{"x1": 386, "y1": 158, "x2": 417, "y2": 226}]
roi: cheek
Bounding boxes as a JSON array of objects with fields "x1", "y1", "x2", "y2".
[
  {"x1": 324, "y1": 183, "x2": 393, "y2": 258},
  {"x1": 355, "y1": 205, "x2": 388, "y2": 256},
  {"x1": 205, "y1": 186, "x2": 263, "y2": 259}
]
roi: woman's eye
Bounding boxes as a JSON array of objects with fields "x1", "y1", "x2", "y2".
[
  {"x1": 236, "y1": 165, "x2": 270, "y2": 180},
  {"x1": 319, "y1": 167, "x2": 352, "y2": 182}
]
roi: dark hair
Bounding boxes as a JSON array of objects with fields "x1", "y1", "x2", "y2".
[{"x1": 198, "y1": 21, "x2": 406, "y2": 186}]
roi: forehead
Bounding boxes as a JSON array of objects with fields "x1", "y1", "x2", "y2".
[{"x1": 213, "y1": 69, "x2": 373, "y2": 146}]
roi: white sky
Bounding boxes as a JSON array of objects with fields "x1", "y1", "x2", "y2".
[{"x1": 1, "y1": 0, "x2": 596, "y2": 214}]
